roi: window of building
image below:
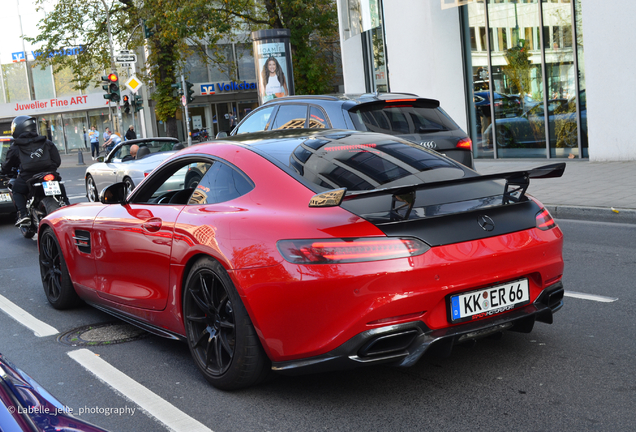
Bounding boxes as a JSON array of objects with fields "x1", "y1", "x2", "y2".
[
  {"x1": 208, "y1": 44, "x2": 234, "y2": 82},
  {"x1": 236, "y1": 43, "x2": 256, "y2": 81}
]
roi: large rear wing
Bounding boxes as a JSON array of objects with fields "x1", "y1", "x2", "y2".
[{"x1": 309, "y1": 163, "x2": 565, "y2": 219}]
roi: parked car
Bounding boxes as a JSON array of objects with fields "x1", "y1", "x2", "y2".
[
  {"x1": 224, "y1": 93, "x2": 474, "y2": 168},
  {"x1": 85, "y1": 137, "x2": 185, "y2": 201},
  {"x1": 474, "y1": 91, "x2": 523, "y2": 119},
  {"x1": 484, "y1": 92, "x2": 587, "y2": 148},
  {"x1": 1, "y1": 352, "x2": 109, "y2": 431},
  {"x1": 39, "y1": 129, "x2": 565, "y2": 390},
  {"x1": 0, "y1": 137, "x2": 15, "y2": 215}
]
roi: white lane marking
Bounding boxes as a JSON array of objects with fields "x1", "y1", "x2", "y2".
[
  {"x1": 564, "y1": 291, "x2": 618, "y2": 303},
  {"x1": 68, "y1": 349, "x2": 213, "y2": 432},
  {"x1": 0, "y1": 294, "x2": 59, "y2": 337},
  {"x1": 67, "y1": 194, "x2": 87, "y2": 200}
]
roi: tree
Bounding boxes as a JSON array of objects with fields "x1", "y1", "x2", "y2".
[{"x1": 26, "y1": 0, "x2": 340, "y2": 138}]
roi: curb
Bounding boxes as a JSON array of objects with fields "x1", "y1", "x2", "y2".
[{"x1": 546, "y1": 205, "x2": 636, "y2": 225}]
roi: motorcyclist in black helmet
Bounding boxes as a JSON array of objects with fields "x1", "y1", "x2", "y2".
[{"x1": 1, "y1": 115, "x2": 61, "y2": 226}]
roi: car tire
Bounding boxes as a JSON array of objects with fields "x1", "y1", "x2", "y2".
[
  {"x1": 496, "y1": 126, "x2": 514, "y2": 148},
  {"x1": 183, "y1": 257, "x2": 271, "y2": 390},
  {"x1": 86, "y1": 175, "x2": 99, "y2": 202},
  {"x1": 39, "y1": 227, "x2": 81, "y2": 309},
  {"x1": 123, "y1": 177, "x2": 135, "y2": 196},
  {"x1": 185, "y1": 174, "x2": 201, "y2": 190}
]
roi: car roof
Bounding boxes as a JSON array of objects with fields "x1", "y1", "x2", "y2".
[
  {"x1": 123, "y1": 137, "x2": 180, "y2": 145},
  {"x1": 263, "y1": 93, "x2": 440, "y2": 108}
]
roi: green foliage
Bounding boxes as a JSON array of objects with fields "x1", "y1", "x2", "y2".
[{"x1": 25, "y1": 0, "x2": 341, "y2": 137}]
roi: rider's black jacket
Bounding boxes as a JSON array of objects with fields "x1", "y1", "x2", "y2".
[{"x1": 1, "y1": 133, "x2": 61, "y2": 180}]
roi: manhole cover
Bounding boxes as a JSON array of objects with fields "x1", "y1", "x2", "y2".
[{"x1": 57, "y1": 322, "x2": 148, "y2": 346}]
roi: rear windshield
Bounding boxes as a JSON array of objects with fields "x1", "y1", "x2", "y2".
[
  {"x1": 349, "y1": 101, "x2": 458, "y2": 135},
  {"x1": 252, "y1": 132, "x2": 466, "y2": 192}
]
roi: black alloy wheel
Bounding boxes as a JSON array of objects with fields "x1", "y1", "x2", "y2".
[
  {"x1": 183, "y1": 257, "x2": 270, "y2": 390},
  {"x1": 39, "y1": 227, "x2": 80, "y2": 309},
  {"x1": 86, "y1": 175, "x2": 98, "y2": 202}
]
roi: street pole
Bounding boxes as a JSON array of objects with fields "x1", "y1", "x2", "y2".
[
  {"x1": 101, "y1": 0, "x2": 123, "y2": 135},
  {"x1": 181, "y1": 73, "x2": 192, "y2": 147}
]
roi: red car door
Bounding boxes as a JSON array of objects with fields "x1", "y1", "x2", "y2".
[{"x1": 92, "y1": 203, "x2": 182, "y2": 310}]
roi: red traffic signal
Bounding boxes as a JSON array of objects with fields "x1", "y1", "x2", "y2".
[
  {"x1": 122, "y1": 95, "x2": 130, "y2": 103},
  {"x1": 107, "y1": 73, "x2": 118, "y2": 82}
]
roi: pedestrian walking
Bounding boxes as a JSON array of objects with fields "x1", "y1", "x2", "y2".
[
  {"x1": 125, "y1": 125, "x2": 137, "y2": 141},
  {"x1": 88, "y1": 126, "x2": 100, "y2": 160}
]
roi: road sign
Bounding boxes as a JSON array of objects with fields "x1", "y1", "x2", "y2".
[
  {"x1": 115, "y1": 54, "x2": 137, "y2": 63},
  {"x1": 125, "y1": 75, "x2": 144, "y2": 93},
  {"x1": 181, "y1": 95, "x2": 187, "y2": 107}
]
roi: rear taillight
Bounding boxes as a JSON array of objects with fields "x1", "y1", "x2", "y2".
[
  {"x1": 277, "y1": 237, "x2": 430, "y2": 264},
  {"x1": 456, "y1": 137, "x2": 472, "y2": 150},
  {"x1": 43, "y1": 174, "x2": 55, "y2": 181},
  {"x1": 536, "y1": 207, "x2": 556, "y2": 230}
]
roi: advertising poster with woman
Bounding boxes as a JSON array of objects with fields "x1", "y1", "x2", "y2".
[{"x1": 252, "y1": 30, "x2": 294, "y2": 105}]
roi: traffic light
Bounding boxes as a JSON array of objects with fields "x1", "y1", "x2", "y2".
[
  {"x1": 122, "y1": 95, "x2": 131, "y2": 114},
  {"x1": 171, "y1": 82, "x2": 183, "y2": 97},
  {"x1": 134, "y1": 95, "x2": 144, "y2": 113},
  {"x1": 185, "y1": 81, "x2": 194, "y2": 103},
  {"x1": 102, "y1": 73, "x2": 120, "y2": 103}
]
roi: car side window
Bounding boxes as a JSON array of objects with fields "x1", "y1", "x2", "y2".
[
  {"x1": 235, "y1": 106, "x2": 276, "y2": 134},
  {"x1": 189, "y1": 161, "x2": 254, "y2": 205},
  {"x1": 271, "y1": 104, "x2": 309, "y2": 130},
  {"x1": 131, "y1": 159, "x2": 209, "y2": 205},
  {"x1": 308, "y1": 106, "x2": 328, "y2": 129}
]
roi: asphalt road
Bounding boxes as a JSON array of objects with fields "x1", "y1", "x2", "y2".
[{"x1": 0, "y1": 165, "x2": 634, "y2": 431}]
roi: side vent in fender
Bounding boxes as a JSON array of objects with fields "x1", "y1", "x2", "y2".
[{"x1": 73, "y1": 230, "x2": 91, "y2": 254}]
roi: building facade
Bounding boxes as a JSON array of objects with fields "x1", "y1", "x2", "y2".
[
  {"x1": 0, "y1": 1, "x2": 261, "y2": 151},
  {"x1": 337, "y1": 0, "x2": 636, "y2": 162}
]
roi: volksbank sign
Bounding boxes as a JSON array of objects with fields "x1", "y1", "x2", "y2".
[
  {"x1": 200, "y1": 81, "x2": 257, "y2": 95},
  {"x1": 11, "y1": 45, "x2": 85, "y2": 63}
]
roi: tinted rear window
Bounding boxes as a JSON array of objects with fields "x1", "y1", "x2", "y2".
[
  {"x1": 253, "y1": 132, "x2": 466, "y2": 191},
  {"x1": 349, "y1": 101, "x2": 458, "y2": 135}
]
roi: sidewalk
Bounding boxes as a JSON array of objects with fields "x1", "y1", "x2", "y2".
[
  {"x1": 474, "y1": 159, "x2": 636, "y2": 224},
  {"x1": 60, "y1": 151, "x2": 636, "y2": 224}
]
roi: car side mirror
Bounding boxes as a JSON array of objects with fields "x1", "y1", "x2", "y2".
[
  {"x1": 97, "y1": 156, "x2": 105, "y2": 162},
  {"x1": 100, "y1": 182, "x2": 127, "y2": 205},
  {"x1": 216, "y1": 131, "x2": 228, "y2": 138}
]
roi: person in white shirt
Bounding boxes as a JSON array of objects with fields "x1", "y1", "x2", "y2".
[{"x1": 261, "y1": 56, "x2": 289, "y2": 102}]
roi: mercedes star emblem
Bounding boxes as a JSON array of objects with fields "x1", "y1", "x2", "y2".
[{"x1": 478, "y1": 215, "x2": 495, "y2": 231}]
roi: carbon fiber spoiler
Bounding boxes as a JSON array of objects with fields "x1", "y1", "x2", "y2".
[{"x1": 308, "y1": 163, "x2": 565, "y2": 211}]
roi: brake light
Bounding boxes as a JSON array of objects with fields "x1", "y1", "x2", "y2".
[
  {"x1": 385, "y1": 99, "x2": 416, "y2": 103},
  {"x1": 456, "y1": 137, "x2": 472, "y2": 150},
  {"x1": 277, "y1": 237, "x2": 430, "y2": 264},
  {"x1": 536, "y1": 207, "x2": 556, "y2": 230},
  {"x1": 43, "y1": 174, "x2": 55, "y2": 181}
]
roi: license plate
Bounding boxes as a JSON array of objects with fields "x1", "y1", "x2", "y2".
[
  {"x1": 0, "y1": 193, "x2": 11, "y2": 202},
  {"x1": 449, "y1": 279, "x2": 530, "y2": 323},
  {"x1": 42, "y1": 181, "x2": 61, "y2": 196}
]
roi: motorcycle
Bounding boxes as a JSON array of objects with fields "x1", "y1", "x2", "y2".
[
  {"x1": 8, "y1": 171, "x2": 69, "y2": 239},
  {"x1": 192, "y1": 128, "x2": 209, "y2": 143}
]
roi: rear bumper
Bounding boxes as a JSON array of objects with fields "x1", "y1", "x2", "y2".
[{"x1": 272, "y1": 282, "x2": 563, "y2": 375}]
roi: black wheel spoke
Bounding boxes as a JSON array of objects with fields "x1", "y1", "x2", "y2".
[
  {"x1": 185, "y1": 263, "x2": 240, "y2": 379},
  {"x1": 192, "y1": 327, "x2": 209, "y2": 349},
  {"x1": 219, "y1": 332, "x2": 234, "y2": 360}
]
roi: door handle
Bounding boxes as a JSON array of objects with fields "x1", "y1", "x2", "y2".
[{"x1": 142, "y1": 218, "x2": 162, "y2": 232}]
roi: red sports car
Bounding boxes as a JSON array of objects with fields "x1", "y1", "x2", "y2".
[{"x1": 38, "y1": 129, "x2": 565, "y2": 390}]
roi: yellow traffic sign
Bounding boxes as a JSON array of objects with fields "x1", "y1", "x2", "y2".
[{"x1": 125, "y1": 75, "x2": 144, "y2": 93}]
